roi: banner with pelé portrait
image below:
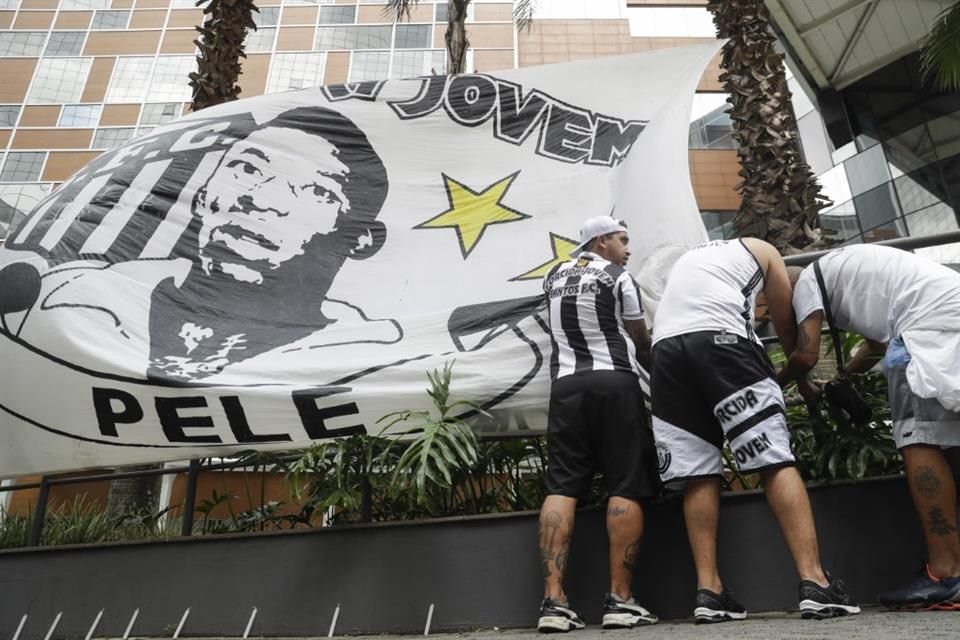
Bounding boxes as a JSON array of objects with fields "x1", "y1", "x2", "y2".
[{"x1": 0, "y1": 45, "x2": 717, "y2": 476}]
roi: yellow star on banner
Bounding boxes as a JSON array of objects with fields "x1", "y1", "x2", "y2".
[
  {"x1": 510, "y1": 233, "x2": 579, "y2": 282},
  {"x1": 415, "y1": 171, "x2": 529, "y2": 259}
]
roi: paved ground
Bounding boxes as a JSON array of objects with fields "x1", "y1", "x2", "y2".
[{"x1": 341, "y1": 608, "x2": 958, "y2": 640}]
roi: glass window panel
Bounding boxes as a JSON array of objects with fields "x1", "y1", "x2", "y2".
[
  {"x1": 844, "y1": 144, "x2": 890, "y2": 196},
  {"x1": 894, "y1": 166, "x2": 949, "y2": 216},
  {"x1": 831, "y1": 140, "x2": 857, "y2": 165},
  {"x1": 140, "y1": 102, "x2": 180, "y2": 125},
  {"x1": 59, "y1": 104, "x2": 101, "y2": 127},
  {"x1": 436, "y1": 2, "x2": 447, "y2": 22},
  {"x1": 0, "y1": 184, "x2": 52, "y2": 240},
  {"x1": 817, "y1": 163, "x2": 852, "y2": 209},
  {"x1": 28, "y1": 58, "x2": 92, "y2": 104},
  {"x1": 149, "y1": 56, "x2": 193, "y2": 102},
  {"x1": 253, "y1": 7, "x2": 280, "y2": 27},
  {"x1": 0, "y1": 0, "x2": 20, "y2": 9},
  {"x1": 44, "y1": 32, "x2": 86, "y2": 57},
  {"x1": 61, "y1": 0, "x2": 109, "y2": 8},
  {"x1": 106, "y1": 57, "x2": 153, "y2": 103},
  {"x1": 855, "y1": 182, "x2": 902, "y2": 233},
  {"x1": 701, "y1": 210, "x2": 736, "y2": 240},
  {"x1": 246, "y1": 27, "x2": 276, "y2": 52},
  {"x1": 136, "y1": 126, "x2": 155, "y2": 136},
  {"x1": 787, "y1": 76, "x2": 814, "y2": 119},
  {"x1": 937, "y1": 153, "x2": 960, "y2": 213},
  {"x1": 349, "y1": 51, "x2": 389, "y2": 82},
  {"x1": 93, "y1": 127, "x2": 135, "y2": 149},
  {"x1": 861, "y1": 218, "x2": 907, "y2": 243},
  {"x1": 688, "y1": 94, "x2": 734, "y2": 150},
  {"x1": 395, "y1": 24, "x2": 431, "y2": 49},
  {"x1": 0, "y1": 105, "x2": 20, "y2": 127},
  {"x1": 315, "y1": 26, "x2": 392, "y2": 50},
  {"x1": 818, "y1": 200, "x2": 861, "y2": 243},
  {"x1": 319, "y1": 5, "x2": 355, "y2": 23},
  {"x1": 266, "y1": 52, "x2": 326, "y2": 93},
  {"x1": 390, "y1": 49, "x2": 445, "y2": 78},
  {"x1": 929, "y1": 111, "x2": 960, "y2": 161},
  {"x1": 0, "y1": 32, "x2": 47, "y2": 57},
  {"x1": 796, "y1": 111, "x2": 833, "y2": 176},
  {"x1": 172, "y1": 0, "x2": 198, "y2": 7},
  {"x1": 903, "y1": 202, "x2": 958, "y2": 237},
  {"x1": 626, "y1": 7, "x2": 716, "y2": 37},
  {"x1": 0, "y1": 152, "x2": 46, "y2": 182},
  {"x1": 884, "y1": 123, "x2": 936, "y2": 174},
  {"x1": 92, "y1": 10, "x2": 130, "y2": 29}
]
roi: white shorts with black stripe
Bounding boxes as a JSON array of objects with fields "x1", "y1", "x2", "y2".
[{"x1": 650, "y1": 331, "x2": 795, "y2": 488}]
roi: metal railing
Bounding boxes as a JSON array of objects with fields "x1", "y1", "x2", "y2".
[{"x1": 5, "y1": 229, "x2": 960, "y2": 547}]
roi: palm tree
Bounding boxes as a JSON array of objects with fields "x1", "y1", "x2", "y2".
[
  {"x1": 920, "y1": 2, "x2": 960, "y2": 91},
  {"x1": 385, "y1": 1, "x2": 537, "y2": 74},
  {"x1": 190, "y1": 0, "x2": 260, "y2": 112},
  {"x1": 707, "y1": 0, "x2": 831, "y2": 253}
]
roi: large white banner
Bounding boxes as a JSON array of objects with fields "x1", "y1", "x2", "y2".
[{"x1": 0, "y1": 46, "x2": 716, "y2": 476}]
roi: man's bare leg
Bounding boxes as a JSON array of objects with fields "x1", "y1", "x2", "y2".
[
  {"x1": 607, "y1": 496, "x2": 643, "y2": 599},
  {"x1": 902, "y1": 445, "x2": 960, "y2": 578},
  {"x1": 539, "y1": 495, "x2": 577, "y2": 601},
  {"x1": 684, "y1": 477, "x2": 723, "y2": 593},
  {"x1": 761, "y1": 466, "x2": 828, "y2": 585}
]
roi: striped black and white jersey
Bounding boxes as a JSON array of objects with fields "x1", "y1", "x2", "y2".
[
  {"x1": 543, "y1": 251, "x2": 643, "y2": 381},
  {"x1": 652, "y1": 239, "x2": 764, "y2": 345}
]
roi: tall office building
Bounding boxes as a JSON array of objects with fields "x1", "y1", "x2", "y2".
[{"x1": 0, "y1": 0, "x2": 740, "y2": 243}]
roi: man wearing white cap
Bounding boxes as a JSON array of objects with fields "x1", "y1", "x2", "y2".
[{"x1": 536, "y1": 216, "x2": 660, "y2": 632}]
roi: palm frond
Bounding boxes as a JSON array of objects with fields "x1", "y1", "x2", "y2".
[
  {"x1": 383, "y1": 0, "x2": 420, "y2": 20},
  {"x1": 514, "y1": 0, "x2": 536, "y2": 32},
  {"x1": 920, "y1": 2, "x2": 960, "y2": 91}
]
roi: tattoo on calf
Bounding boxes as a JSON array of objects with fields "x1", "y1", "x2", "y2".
[
  {"x1": 622, "y1": 541, "x2": 639, "y2": 572},
  {"x1": 916, "y1": 466, "x2": 941, "y2": 499},
  {"x1": 608, "y1": 506, "x2": 628, "y2": 517},
  {"x1": 539, "y1": 511, "x2": 563, "y2": 579},
  {"x1": 927, "y1": 507, "x2": 958, "y2": 537}
]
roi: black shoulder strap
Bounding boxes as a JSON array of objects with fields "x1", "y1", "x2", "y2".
[{"x1": 812, "y1": 260, "x2": 845, "y2": 373}]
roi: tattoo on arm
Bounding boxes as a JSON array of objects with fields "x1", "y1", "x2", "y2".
[
  {"x1": 916, "y1": 466, "x2": 941, "y2": 499},
  {"x1": 927, "y1": 507, "x2": 957, "y2": 537}
]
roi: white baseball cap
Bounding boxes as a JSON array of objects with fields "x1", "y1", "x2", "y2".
[{"x1": 571, "y1": 216, "x2": 628, "y2": 256}]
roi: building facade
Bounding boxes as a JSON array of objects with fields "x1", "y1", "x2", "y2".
[{"x1": 0, "y1": 0, "x2": 741, "y2": 244}]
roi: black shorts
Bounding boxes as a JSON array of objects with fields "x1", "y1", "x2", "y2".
[
  {"x1": 650, "y1": 332, "x2": 795, "y2": 487},
  {"x1": 545, "y1": 370, "x2": 659, "y2": 500}
]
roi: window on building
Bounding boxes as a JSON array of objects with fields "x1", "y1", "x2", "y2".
[
  {"x1": 106, "y1": 57, "x2": 153, "y2": 103},
  {"x1": 316, "y1": 26, "x2": 392, "y2": 50},
  {"x1": 391, "y1": 50, "x2": 445, "y2": 78},
  {"x1": 701, "y1": 210, "x2": 736, "y2": 240},
  {"x1": 246, "y1": 27, "x2": 277, "y2": 53},
  {"x1": 60, "y1": 104, "x2": 102, "y2": 127},
  {"x1": 0, "y1": 152, "x2": 46, "y2": 182},
  {"x1": 267, "y1": 52, "x2": 326, "y2": 93},
  {"x1": 0, "y1": 105, "x2": 20, "y2": 127},
  {"x1": 93, "y1": 127, "x2": 136, "y2": 149},
  {"x1": 435, "y1": 3, "x2": 473, "y2": 22},
  {"x1": 0, "y1": 184, "x2": 52, "y2": 240},
  {"x1": 0, "y1": 0, "x2": 21, "y2": 9},
  {"x1": 28, "y1": 58, "x2": 92, "y2": 104},
  {"x1": 0, "y1": 32, "x2": 46, "y2": 57},
  {"x1": 319, "y1": 5, "x2": 356, "y2": 24},
  {"x1": 349, "y1": 51, "x2": 389, "y2": 82},
  {"x1": 149, "y1": 56, "x2": 194, "y2": 102},
  {"x1": 92, "y1": 11, "x2": 131, "y2": 29},
  {"x1": 253, "y1": 6, "x2": 280, "y2": 27},
  {"x1": 688, "y1": 94, "x2": 734, "y2": 150},
  {"x1": 627, "y1": 7, "x2": 717, "y2": 38},
  {"x1": 61, "y1": 0, "x2": 109, "y2": 8},
  {"x1": 819, "y1": 200, "x2": 861, "y2": 243},
  {"x1": 395, "y1": 25, "x2": 431, "y2": 49},
  {"x1": 44, "y1": 32, "x2": 86, "y2": 57},
  {"x1": 140, "y1": 102, "x2": 180, "y2": 125}
]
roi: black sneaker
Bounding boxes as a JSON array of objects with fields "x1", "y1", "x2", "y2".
[
  {"x1": 693, "y1": 587, "x2": 747, "y2": 624},
  {"x1": 601, "y1": 593, "x2": 658, "y2": 629},
  {"x1": 878, "y1": 565, "x2": 960, "y2": 610},
  {"x1": 798, "y1": 575, "x2": 861, "y2": 619},
  {"x1": 537, "y1": 597, "x2": 585, "y2": 633}
]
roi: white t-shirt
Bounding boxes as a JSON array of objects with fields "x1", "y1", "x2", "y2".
[
  {"x1": 652, "y1": 239, "x2": 764, "y2": 344},
  {"x1": 792, "y1": 244, "x2": 960, "y2": 342},
  {"x1": 793, "y1": 244, "x2": 960, "y2": 410}
]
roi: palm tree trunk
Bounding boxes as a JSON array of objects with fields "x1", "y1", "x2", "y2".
[
  {"x1": 446, "y1": 0, "x2": 470, "y2": 74},
  {"x1": 190, "y1": 0, "x2": 258, "y2": 112},
  {"x1": 708, "y1": 0, "x2": 831, "y2": 253}
]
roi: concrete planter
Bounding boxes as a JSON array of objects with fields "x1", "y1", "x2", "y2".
[{"x1": 0, "y1": 475, "x2": 922, "y2": 637}]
